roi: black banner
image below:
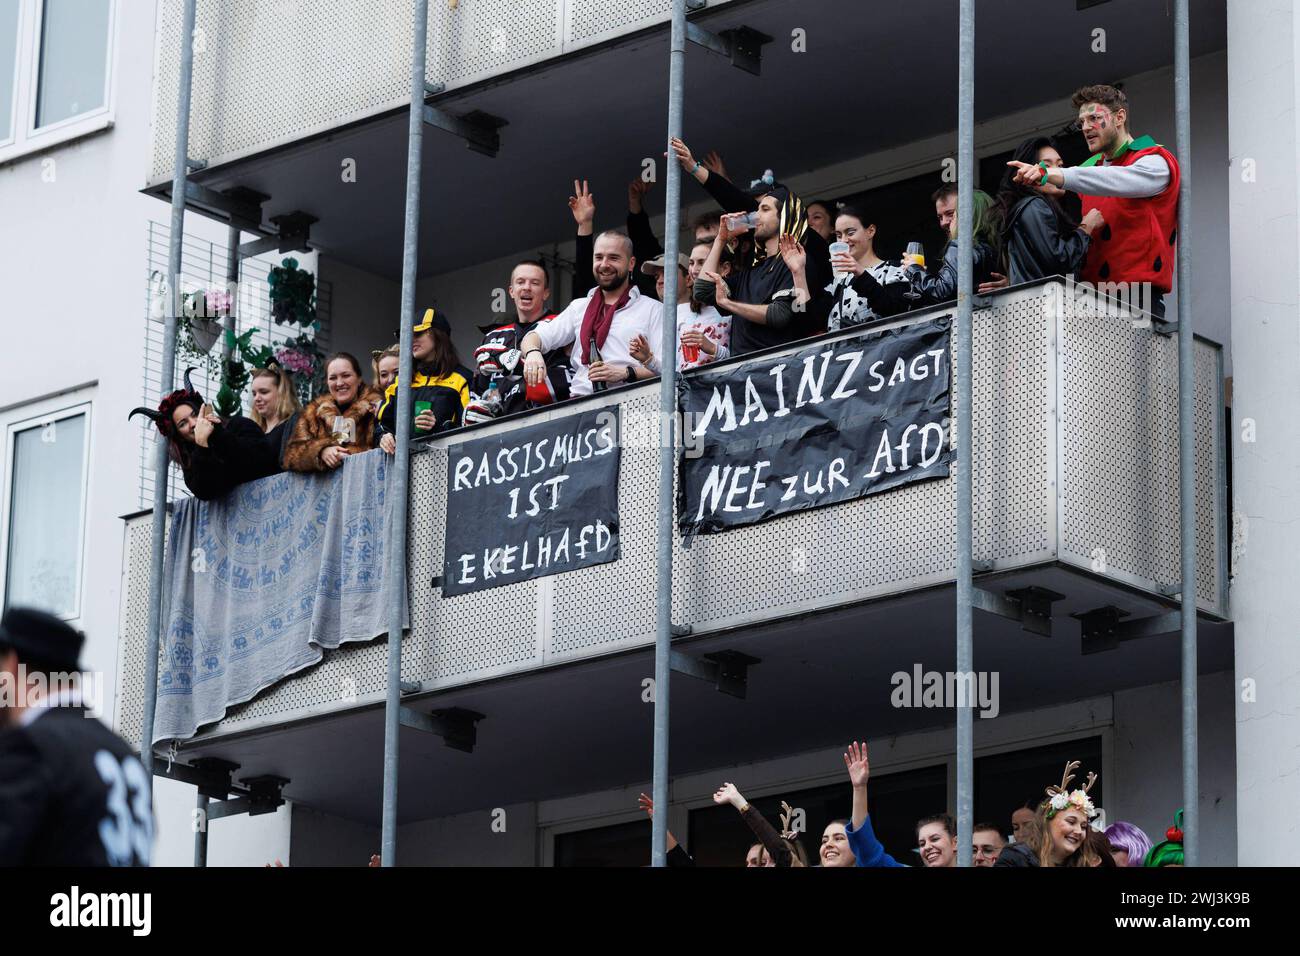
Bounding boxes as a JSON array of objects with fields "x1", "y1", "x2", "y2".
[
  {"x1": 443, "y1": 407, "x2": 620, "y2": 596},
  {"x1": 678, "y1": 316, "x2": 952, "y2": 536}
]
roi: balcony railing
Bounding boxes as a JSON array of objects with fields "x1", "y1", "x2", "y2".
[{"x1": 114, "y1": 279, "x2": 1227, "y2": 746}]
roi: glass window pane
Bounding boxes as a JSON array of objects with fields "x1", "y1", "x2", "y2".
[
  {"x1": 5, "y1": 413, "x2": 86, "y2": 617},
  {"x1": 0, "y1": 0, "x2": 19, "y2": 139},
  {"x1": 35, "y1": 0, "x2": 110, "y2": 128}
]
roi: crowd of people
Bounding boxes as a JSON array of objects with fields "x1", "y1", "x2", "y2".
[
  {"x1": 640, "y1": 743, "x2": 1185, "y2": 869},
  {"x1": 130, "y1": 84, "x2": 1178, "y2": 505}
]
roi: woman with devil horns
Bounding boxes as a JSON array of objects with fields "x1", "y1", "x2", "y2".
[{"x1": 129, "y1": 368, "x2": 281, "y2": 500}]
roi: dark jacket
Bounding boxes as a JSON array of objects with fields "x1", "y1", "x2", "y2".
[
  {"x1": 181, "y1": 414, "x2": 281, "y2": 500},
  {"x1": 1003, "y1": 194, "x2": 1090, "y2": 285},
  {"x1": 283, "y1": 385, "x2": 385, "y2": 472},
  {"x1": 0, "y1": 704, "x2": 153, "y2": 866},
  {"x1": 994, "y1": 842, "x2": 1040, "y2": 867},
  {"x1": 908, "y1": 239, "x2": 999, "y2": 306},
  {"x1": 471, "y1": 319, "x2": 571, "y2": 413},
  {"x1": 377, "y1": 365, "x2": 471, "y2": 438}
]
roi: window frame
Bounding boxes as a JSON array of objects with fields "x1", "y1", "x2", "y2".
[
  {"x1": 0, "y1": 399, "x2": 93, "y2": 621},
  {"x1": 0, "y1": 0, "x2": 117, "y2": 165}
]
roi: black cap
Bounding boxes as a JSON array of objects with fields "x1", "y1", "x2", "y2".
[
  {"x1": 412, "y1": 307, "x2": 451, "y2": 335},
  {"x1": 0, "y1": 607, "x2": 84, "y2": 672}
]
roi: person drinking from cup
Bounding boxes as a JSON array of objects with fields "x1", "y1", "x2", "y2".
[{"x1": 283, "y1": 353, "x2": 385, "y2": 471}]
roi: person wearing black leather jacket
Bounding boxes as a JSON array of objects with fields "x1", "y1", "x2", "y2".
[{"x1": 995, "y1": 136, "x2": 1104, "y2": 284}]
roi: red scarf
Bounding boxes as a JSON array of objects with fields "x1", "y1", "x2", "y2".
[{"x1": 578, "y1": 284, "x2": 631, "y2": 363}]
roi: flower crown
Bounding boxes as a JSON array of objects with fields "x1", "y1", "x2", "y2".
[{"x1": 1044, "y1": 760, "x2": 1098, "y2": 819}]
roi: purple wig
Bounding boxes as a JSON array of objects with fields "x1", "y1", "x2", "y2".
[{"x1": 1104, "y1": 821, "x2": 1152, "y2": 867}]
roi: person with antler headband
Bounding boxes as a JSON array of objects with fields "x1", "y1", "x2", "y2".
[
  {"x1": 995, "y1": 760, "x2": 1101, "y2": 867},
  {"x1": 129, "y1": 368, "x2": 281, "y2": 501},
  {"x1": 712, "y1": 782, "x2": 810, "y2": 867}
]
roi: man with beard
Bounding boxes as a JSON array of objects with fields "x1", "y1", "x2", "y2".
[
  {"x1": 693, "y1": 185, "x2": 828, "y2": 356},
  {"x1": 1009, "y1": 83, "x2": 1180, "y2": 319},
  {"x1": 520, "y1": 230, "x2": 662, "y2": 398},
  {"x1": 465, "y1": 260, "x2": 572, "y2": 423}
]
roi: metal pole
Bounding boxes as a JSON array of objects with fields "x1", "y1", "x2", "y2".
[
  {"x1": 381, "y1": 0, "x2": 429, "y2": 866},
  {"x1": 1173, "y1": 0, "x2": 1198, "y2": 867},
  {"x1": 651, "y1": 0, "x2": 688, "y2": 868},
  {"x1": 954, "y1": 0, "x2": 975, "y2": 868},
  {"x1": 222, "y1": 223, "x2": 240, "y2": 362},
  {"x1": 140, "y1": 0, "x2": 198, "y2": 777},
  {"x1": 194, "y1": 792, "x2": 209, "y2": 867}
]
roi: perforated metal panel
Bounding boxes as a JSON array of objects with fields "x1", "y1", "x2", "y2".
[
  {"x1": 566, "y1": 0, "x2": 672, "y2": 46},
  {"x1": 1057, "y1": 292, "x2": 1225, "y2": 613},
  {"x1": 114, "y1": 516, "x2": 160, "y2": 742},
  {"x1": 408, "y1": 443, "x2": 543, "y2": 682}
]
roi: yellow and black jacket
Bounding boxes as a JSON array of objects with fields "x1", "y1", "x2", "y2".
[{"x1": 377, "y1": 364, "x2": 471, "y2": 437}]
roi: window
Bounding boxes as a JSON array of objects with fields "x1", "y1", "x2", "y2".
[
  {"x1": 34, "y1": 0, "x2": 111, "y2": 128},
  {"x1": 1, "y1": 403, "x2": 91, "y2": 619},
  {"x1": 0, "y1": 1, "x2": 18, "y2": 142},
  {"x1": 0, "y1": 0, "x2": 115, "y2": 163}
]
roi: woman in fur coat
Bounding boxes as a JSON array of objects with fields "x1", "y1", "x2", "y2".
[{"x1": 283, "y1": 352, "x2": 384, "y2": 472}]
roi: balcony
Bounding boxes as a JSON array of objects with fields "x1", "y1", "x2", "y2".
[{"x1": 115, "y1": 280, "x2": 1231, "y2": 824}]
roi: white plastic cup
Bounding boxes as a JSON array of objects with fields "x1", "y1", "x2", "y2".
[{"x1": 829, "y1": 241, "x2": 850, "y2": 278}]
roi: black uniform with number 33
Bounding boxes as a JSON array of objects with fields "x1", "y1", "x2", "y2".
[{"x1": 0, "y1": 704, "x2": 154, "y2": 866}]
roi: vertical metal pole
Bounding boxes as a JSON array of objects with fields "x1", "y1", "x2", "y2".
[
  {"x1": 954, "y1": 0, "x2": 975, "y2": 868},
  {"x1": 222, "y1": 224, "x2": 240, "y2": 362},
  {"x1": 381, "y1": 0, "x2": 428, "y2": 866},
  {"x1": 651, "y1": 0, "x2": 688, "y2": 868},
  {"x1": 194, "y1": 791, "x2": 209, "y2": 867},
  {"x1": 1173, "y1": 0, "x2": 1198, "y2": 867},
  {"x1": 140, "y1": 0, "x2": 198, "y2": 777}
]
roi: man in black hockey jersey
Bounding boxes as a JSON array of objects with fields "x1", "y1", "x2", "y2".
[
  {"x1": 0, "y1": 607, "x2": 154, "y2": 866},
  {"x1": 466, "y1": 260, "x2": 572, "y2": 423}
]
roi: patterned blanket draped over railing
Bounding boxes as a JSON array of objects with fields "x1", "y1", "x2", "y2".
[{"x1": 154, "y1": 449, "x2": 405, "y2": 743}]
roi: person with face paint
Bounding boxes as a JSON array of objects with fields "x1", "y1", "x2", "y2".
[
  {"x1": 284, "y1": 352, "x2": 385, "y2": 471},
  {"x1": 520, "y1": 230, "x2": 662, "y2": 398},
  {"x1": 1009, "y1": 84, "x2": 1180, "y2": 319},
  {"x1": 129, "y1": 367, "x2": 280, "y2": 499},
  {"x1": 995, "y1": 136, "x2": 1103, "y2": 285},
  {"x1": 996, "y1": 760, "x2": 1101, "y2": 867}
]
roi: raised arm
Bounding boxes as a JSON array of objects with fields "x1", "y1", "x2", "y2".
[
  {"x1": 570, "y1": 179, "x2": 595, "y2": 299},
  {"x1": 713, "y1": 782, "x2": 791, "y2": 867}
]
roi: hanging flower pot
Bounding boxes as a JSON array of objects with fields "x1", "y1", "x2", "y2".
[
  {"x1": 267, "y1": 257, "x2": 317, "y2": 326},
  {"x1": 188, "y1": 316, "x2": 223, "y2": 354}
]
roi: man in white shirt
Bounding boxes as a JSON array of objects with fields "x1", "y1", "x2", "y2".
[{"x1": 521, "y1": 230, "x2": 662, "y2": 397}]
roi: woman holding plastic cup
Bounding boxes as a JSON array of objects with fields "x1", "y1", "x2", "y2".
[
  {"x1": 824, "y1": 205, "x2": 914, "y2": 331},
  {"x1": 377, "y1": 308, "x2": 471, "y2": 454}
]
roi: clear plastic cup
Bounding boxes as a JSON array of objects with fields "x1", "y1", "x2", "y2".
[{"x1": 829, "y1": 241, "x2": 850, "y2": 278}]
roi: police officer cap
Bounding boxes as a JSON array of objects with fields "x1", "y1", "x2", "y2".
[{"x1": 0, "y1": 607, "x2": 84, "y2": 672}]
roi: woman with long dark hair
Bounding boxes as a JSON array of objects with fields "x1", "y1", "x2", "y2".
[
  {"x1": 129, "y1": 368, "x2": 280, "y2": 499},
  {"x1": 377, "y1": 308, "x2": 470, "y2": 452},
  {"x1": 994, "y1": 136, "x2": 1104, "y2": 284},
  {"x1": 825, "y1": 205, "x2": 912, "y2": 330}
]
